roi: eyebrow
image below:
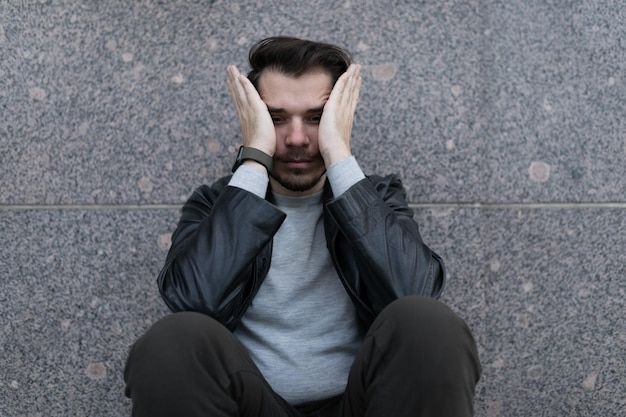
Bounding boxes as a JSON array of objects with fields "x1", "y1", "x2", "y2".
[{"x1": 267, "y1": 105, "x2": 326, "y2": 114}]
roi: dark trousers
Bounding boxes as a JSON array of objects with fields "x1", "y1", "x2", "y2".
[{"x1": 124, "y1": 296, "x2": 481, "y2": 417}]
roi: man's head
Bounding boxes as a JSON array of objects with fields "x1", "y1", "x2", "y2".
[
  {"x1": 245, "y1": 37, "x2": 354, "y2": 196},
  {"x1": 247, "y1": 36, "x2": 352, "y2": 89}
]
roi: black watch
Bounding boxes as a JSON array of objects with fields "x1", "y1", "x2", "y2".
[{"x1": 231, "y1": 146, "x2": 274, "y2": 173}]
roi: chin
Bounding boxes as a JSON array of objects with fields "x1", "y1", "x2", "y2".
[{"x1": 271, "y1": 171, "x2": 326, "y2": 193}]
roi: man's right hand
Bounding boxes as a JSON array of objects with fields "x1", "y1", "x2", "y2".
[{"x1": 227, "y1": 65, "x2": 276, "y2": 157}]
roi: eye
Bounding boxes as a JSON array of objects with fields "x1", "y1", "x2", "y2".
[
  {"x1": 307, "y1": 114, "x2": 322, "y2": 124},
  {"x1": 271, "y1": 116, "x2": 285, "y2": 125}
]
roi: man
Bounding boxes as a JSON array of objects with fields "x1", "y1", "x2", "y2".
[{"x1": 124, "y1": 36, "x2": 481, "y2": 417}]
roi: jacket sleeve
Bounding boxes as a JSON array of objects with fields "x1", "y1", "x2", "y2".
[
  {"x1": 157, "y1": 180, "x2": 286, "y2": 327},
  {"x1": 325, "y1": 174, "x2": 445, "y2": 316}
]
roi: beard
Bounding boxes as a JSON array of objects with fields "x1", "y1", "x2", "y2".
[
  {"x1": 270, "y1": 168, "x2": 326, "y2": 192},
  {"x1": 270, "y1": 149, "x2": 326, "y2": 193}
]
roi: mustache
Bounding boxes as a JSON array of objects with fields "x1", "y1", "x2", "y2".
[{"x1": 273, "y1": 150, "x2": 321, "y2": 162}]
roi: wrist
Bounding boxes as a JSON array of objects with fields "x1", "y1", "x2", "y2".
[
  {"x1": 321, "y1": 146, "x2": 352, "y2": 168},
  {"x1": 241, "y1": 144, "x2": 274, "y2": 157},
  {"x1": 241, "y1": 159, "x2": 268, "y2": 174},
  {"x1": 232, "y1": 146, "x2": 274, "y2": 174}
]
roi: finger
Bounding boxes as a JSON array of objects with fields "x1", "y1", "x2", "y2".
[
  {"x1": 239, "y1": 76, "x2": 264, "y2": 108},
  {"x1": 328, "y1": 64, "x2": 354, "y2": 102},
  {"x1": 338, "y1": 65, "x2": 361, "y2": 111},
  {"x1": 324, "y1": 66, "x2": 351, "y2": 118},
  {"x1": 229, "y1": 68, "x2": 266, "y2": 114},
  {"x1": 347, "y1": 65, "x2": 362, "y2": 110},
  {"x1": 227, "y1": 65, "x2": 242, "y2": 93},
  {"x1": 228, "y1": 66, "x2": 256, "y2": 110},
  {"x1": 230, "y1": 68, "x2": 250, "y2": 102},
  {"x1": 339, "y1": 63, "x2": 357, "y2": 93},
  {"x1": 227, "y1": 66, "x2": 246, "y2": 110}
]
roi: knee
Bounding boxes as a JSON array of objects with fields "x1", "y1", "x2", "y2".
[
  {"x1": 364, "y1": 297, "x2": 481, "y2": 414},
  {"x1": 139, "y1": 311, "x2": 224, "y2": 345},
  {"x1": 125, "y1": 312, "x2": 222, "y2": 379},
  {"x1": 124, "y1": 312, "x2": 234, "y2": 399},
  {"x1": 127, "y1": 312, "x2": 231, "y2": 364},
  {"x1": 374, "y1": 296, "x2": 466, "y2": 336},
  {"x1": 370, "y1": 296, "x2": 480, "y2": 372}
]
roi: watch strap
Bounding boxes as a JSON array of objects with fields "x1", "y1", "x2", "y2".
[{"x1": 232, "y1": 146, "x2": 273, "y2": 173}]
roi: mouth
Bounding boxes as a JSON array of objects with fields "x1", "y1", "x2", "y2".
[
  {"x1": 275, "y1": 151, "x2": 323, "y2": 171},
  {"x1": 284, "y1": 159, "x2": 312, "y2": 169}
]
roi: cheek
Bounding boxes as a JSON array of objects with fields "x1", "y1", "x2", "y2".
[
  {"x1": 272, "y1": 125, "x2": 286, "y2": 143},
  {"x1": 305, "y1": 126, "x2": 319, "y2": 144}
]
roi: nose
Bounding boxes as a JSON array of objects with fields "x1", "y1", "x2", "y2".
[{"x1": 285, "y1": 119, "x2": 308, "y2": 147}]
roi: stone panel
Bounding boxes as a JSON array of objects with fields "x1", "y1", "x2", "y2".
[{"x1": 0, "y1": 209, "x2": 174, "y2": 416}]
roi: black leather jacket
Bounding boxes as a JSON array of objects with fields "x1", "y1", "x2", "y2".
[{"x1": 157, "y1": 174, "x2": 445, "y2": 331}]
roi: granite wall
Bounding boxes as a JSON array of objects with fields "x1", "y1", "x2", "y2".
[{"x1": 1, "y1": 1, "x2": 624, "y2": 416}]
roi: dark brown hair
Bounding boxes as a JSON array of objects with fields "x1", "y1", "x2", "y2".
[{"x1": 247, "y1": 36, "x2": 352, "y2": 88}]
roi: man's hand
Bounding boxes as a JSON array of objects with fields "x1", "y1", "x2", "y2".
[
  {"x1": 318, "y1": 64, "x2": 362, "y2": 167},
  {"x1": 227, "y1": 65, "x2": 276, "y2": 156}
]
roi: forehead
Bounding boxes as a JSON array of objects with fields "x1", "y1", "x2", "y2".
[{"x1": 257, "y1": 69, "x2": 333, "y2": 109}]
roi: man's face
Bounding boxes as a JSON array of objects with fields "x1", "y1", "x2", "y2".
[{"x1": 257, "y1": 69, "x2": 333, "y2": 196}]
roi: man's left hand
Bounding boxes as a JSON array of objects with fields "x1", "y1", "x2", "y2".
[{"x1": 318, "y1": 64, "x2": 362, "y2": 167}]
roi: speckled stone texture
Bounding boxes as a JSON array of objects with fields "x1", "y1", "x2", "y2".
[{"x1": 1, "y1": 1, "x2": 624, "y2": 416}]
